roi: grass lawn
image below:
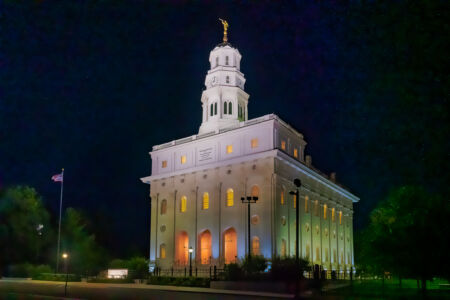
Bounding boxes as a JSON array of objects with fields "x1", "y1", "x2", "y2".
[{"x1": 325, "y1": 278, "x2": 450, "y2": 299}]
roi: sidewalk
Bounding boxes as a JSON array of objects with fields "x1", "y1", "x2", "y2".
[{"x1": 1, "y1": 278, "x2": 295, "y2": 298}]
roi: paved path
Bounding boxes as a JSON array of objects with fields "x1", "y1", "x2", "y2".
[{"x1": 0, "y1": 279, "x2": 294, "y2": 299}]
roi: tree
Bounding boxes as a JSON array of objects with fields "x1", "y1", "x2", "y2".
[
  {"x1": 0, "y1": 186, "x2": 52, "y2": 273},
  {"x1": 358, "y1": 186, "x2": 450, "y2": 290},
  {"x1": 61, "y1": 207, "x2": 108, "y2": 275}
]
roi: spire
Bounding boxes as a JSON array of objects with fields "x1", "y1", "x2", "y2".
[{"x1": 219, "y1": 18, "x2": 229, "y2": 43}]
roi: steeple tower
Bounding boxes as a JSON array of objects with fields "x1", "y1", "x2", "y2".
[{"x1": 198, "y1": 20, "x2": 250, "y2": 134}]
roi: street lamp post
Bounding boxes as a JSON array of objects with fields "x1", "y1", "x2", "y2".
[
  {"x1": 62, "y1": 253, "x2": 69, "y2": 297},
  {"x1": 241, "y1": 195, "x2": 258, "y2": 258},
  {"x1": 188, "y1": 247, "x2": 193, "y2": 276},
  {"x1": 289, "y1": 178, "x2": 302, "y2": 263}
]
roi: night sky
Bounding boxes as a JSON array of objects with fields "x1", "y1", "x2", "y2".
[{"x1": 1, "y1": 1, "x2": 447, "y2": 257}]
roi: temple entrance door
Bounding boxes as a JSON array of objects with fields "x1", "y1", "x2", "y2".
[
  {"x1": 199, "y1": 230, "x2": 212, "y2": 264},
  {"x1": 176, "y1": 231, "x2": 189, "y2": 266},
  {"x1": 224, "y1": 227, "x2": 237, "y2": 264}
]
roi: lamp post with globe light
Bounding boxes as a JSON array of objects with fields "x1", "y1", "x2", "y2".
[
  {"x1": 188, "y1": 247, "x2": 193, "y2": 276},
  {"x1": 62, "y1": 253, "x2": 69, "y2": 296}
]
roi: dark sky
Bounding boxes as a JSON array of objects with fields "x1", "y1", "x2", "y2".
[{"x1": 1, "y1": 1, "x2": 447, "y2": 257}]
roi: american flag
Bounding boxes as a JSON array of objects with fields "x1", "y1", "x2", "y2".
[{"x1": 51, "y1": 173, "x2": 63, "y2": 182}]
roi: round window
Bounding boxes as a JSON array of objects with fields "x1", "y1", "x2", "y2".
[{"x1": 251, "y1": 215, "x2": 260, "y2": 225}]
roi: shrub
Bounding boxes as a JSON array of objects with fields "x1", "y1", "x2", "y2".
[
  {"x1": 7, "y1": 264, "x2": 53, "y2": 278},
  {"x1": 33, "y1": 273, "x2": 81, "y2": 282},
  {"x1": 87, "y1": 277, "x2": 133, "y2": 283},
  {"x1": 270, "y1": 257, "x2": 310, "y2": 281},
  {"x1": 223, "y1": 263, "x2": 244, "y2": 281},
  {"x1": 241, "y1": 255, "x2": 268, "y2": 275},
  {"x1": 147, "y1": 276, "x2": 209, "y2": 288}
]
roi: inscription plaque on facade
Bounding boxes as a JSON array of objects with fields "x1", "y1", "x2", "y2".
[{"x1": 198, "y1": 147, "x2": 214, "y2": 162}]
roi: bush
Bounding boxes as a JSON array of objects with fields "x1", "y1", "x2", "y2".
[
  {"x1": 223, "y1": 263, "x2": 244, "y2": 281},
  {"x1": 87, "y1": 277, "x2": 133, "y2": 284},
  {"x1": 242, "y1": 255, "x2": 268, "y2": 275},
  {"x1": 147, "y1": 276, "x2": 209, "y2": 287},
  {"x1": 270, "y1": 257, "x2": 310, "y2": 281},
  {"x1": 7, "y1": 264, "x2": 53, "y2": 278},
  {"x1": 33, "y1": 273, "x2": 81, "y2": 282}
]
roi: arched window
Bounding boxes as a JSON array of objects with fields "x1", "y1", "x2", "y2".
[
  {"x1": 323, "y1": 204, "x2": 327, "y2": 219},
  {"x1": 280, "y1": 190, "x2": 284, "y2": 205},
  {"x1": 281, "y1": 239, "x2": 287, "y2": 258},
  {"x1": 314, "y1": 200, "x2": 319, "y2": 216},
  {"x1": 214, "y1": 102, "x2": 217, "y2": 115},
  {"x1": 238, "y1": 105, "x2": 242, "y2": 118},
  {"x1": 160, "y1": 243, "x2": 166, "y2": 259},
  {"x1": 160, "y1": 199, "x2": 167, "y2": 215},
  {"x1": 316, "y1": 247, "x2": 320, "y2": 262},
  {"x1": 226, "y1": 188, "x2": 234, "y2": 207},
  {"x1": 224, "y1": 102, "x2": 227, "y2": 114},
  {"x1": 339, "y1": 211, "x2": 343, "y2": 224},
  {"x1": 228, "y1": 102, "x2": 232, "y2": 114},
  {"x1": 305, "y1": 244, "x2": 310, "y2": 260},
  {"x1": 333, "y1": 249, "x2": 337, "y2": 263},
  {"x1": 293, "y1": 194, "x2": 297, "y2": 209},
  {"x1": 251, "y1": 185, "x2": 259, "y2": 198},
  {"x1": 215, "y1": 56, "x2": 219, "y2": 67},
  {"x1": 225, "y1": 56, "x2": 229, "y2": 65},
  {"x1": 332, "y1": 208, "x2": 335, "y2": 222},
  {"x1": 180, "y1": 195, "x2": 187, "y2": 212},
  {"x1": 210, "y1": 103, "x2": 213, "y2": 116},
  {"x1": 203, "y1": 192, "x2": 209, "y2": 210},
  {"x1": 252, "y1": 236, "x2": 260, "y2": 255},
  {"x1": 226, "y1": 76, "x2": 230, "y2": 84},
  {"x1": 305, "y1": 196, "x2": 309, "y2": 213},
  {"x1": 325, "y1": 248, "x2": 329, "y2": 262}
]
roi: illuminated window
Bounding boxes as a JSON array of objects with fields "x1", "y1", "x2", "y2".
[
  {"x1": 251, "y1": 185, "x2": 259, "y2": 198},
  {"x1": 339, "y1": 211, "x2": 343, "y2": 224},
  {"x1": 180, "y1": 195, "x2": 187, "y2": 212},
  {"x1": 293, "y1": 194, "x2": 297, "y2": 209},
  {"x1": 228, "y1": 102, "x2": 232, "y2": 114},
  {"x1": 251, "y1": 138, "x2": 258, "y2": 148},
  {"x1": 200, "y1": 230, "x2": 212, "y2": 264},
  {"x1": 160, "y1": 244, "x2": 166, "y2": 259},
  {"x1": 214, "y1": 102, "x2": 217, "y2": 115},
  {"x1": 294, "y1": 148, "x2": 298, "y2": 158},
  {"x1": 314, "y1": 200, "x2": 319, "y2": 216},
  {"x1": 332, "y1": 208, "x2": 335, "y2": 222},
  {"x1": 215, "y1": 56, "x2": 218, "y2": 67},
  {"x1": 203, "y1": 192, "x2": 209, "y2": 210},
  {"x1": 281, "y1": 140, "x2": 286, "y2": 150},
  {"x1": 224, "y1": 102, "x2": 227, "y2": 114},
  {"x1": 281, "y1": 239, "x2": 287, "y2": 257},
  {"x1": 226, "y1": 76, "x2": 230, "y2": 84},
  {"x1": 323, "y1": 204, "x2": 327, "y2": 219},
  {"x1": 226, "y1": 188, "x2": 234, "y2": 207},
  {"x1": 225, "y1": 56, "x2": 229, "y2": 65},
  {"x1": 305, "y1": 196, "x2": 309, "y2": 213},
  {"x1": 226, "y1": 145, "x2": 233, "y2": 154},
  {"x1": 162, "y1": 160, "x2": 167, "y2": 168},
  {"x1": 160, "y1": 199, "x2": 167, "y2": 215},
  {"x1": 252, "y1": 236, "x2": 260, "y2": 255},
  {"x1": 210, "y1": 104, "x2": 213, "y2": 116},
  {"x1": 181, "y1": 155, "x2": 186, "y2": 164},
  {"x1": 280, "y1": 190, "x2": 284, "y2": 205}
]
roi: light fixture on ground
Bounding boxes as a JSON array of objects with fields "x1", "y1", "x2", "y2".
[
  {"x1": 188, "y1": 247, "x2": 193, "y2": 276},
  {"x1": 241, "y1": 195, "x2": 258, "y2": 258}
]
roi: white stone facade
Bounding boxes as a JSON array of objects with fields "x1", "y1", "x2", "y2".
[{"x1": 141, "y1": 41, "x2": 359, "y2": 274}]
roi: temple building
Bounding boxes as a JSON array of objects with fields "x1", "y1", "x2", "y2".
[{"x1": 141, "y1": 23, "x2": 359, "y2": 275}]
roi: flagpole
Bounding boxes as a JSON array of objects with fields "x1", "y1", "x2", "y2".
[{"x1": 56, "y1": 168, "x2": 64, "y2": 273}]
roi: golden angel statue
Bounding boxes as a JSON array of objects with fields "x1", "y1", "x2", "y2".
[{"x1": 219, "y1": 18, "x2": 229, "y2": 42}]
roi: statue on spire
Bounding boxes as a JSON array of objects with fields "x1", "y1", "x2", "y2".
[{"x1": 219, "y1": 18, "x2": 229, "y2": 43}]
